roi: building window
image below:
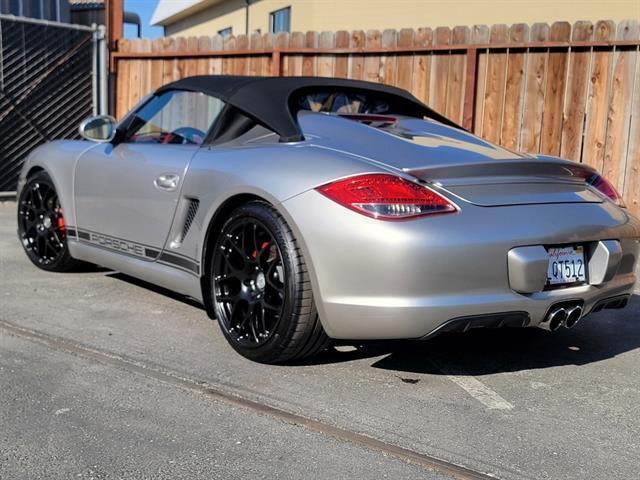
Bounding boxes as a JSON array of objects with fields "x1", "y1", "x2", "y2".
[
  {"x1": 269, "y1": 7, "x2": 290, "y2": 33},
  {"x1": 44, "y1": 0, "x2": 59, "y2": 21},
  {"x1": 218, "y1": 27, "x2": 232, "y2": 37},
  {"x1": 24, "y1": 0, "x2": 43, "y2": 18},
  {"x1": 9, "y1": 0, "x2": 22, "y2": 15}
]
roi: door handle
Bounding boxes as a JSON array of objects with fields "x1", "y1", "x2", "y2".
[{"x1": 154, "y1": 173, "x2": 180, "y2": 192}]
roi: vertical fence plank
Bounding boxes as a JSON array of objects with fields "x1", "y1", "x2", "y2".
[
  {"x1": 149, "y1": 38, "x2": 164, "y2": 92},
  {"x1": 196, "y1": 36, "x2": 211, "y2": 76},
  {"x1": 380, "y1": 29, "x2": 397, "y2": 85},
  {"x1": 560, "y1": 21, "x2": 594, "y2": 161},
  {"x1": 411, "y1": 28, "x2": 433, "y2": 104},
  {"x1": 249, "y1": 33, "x2": 263, "y2": 76},
  {"x1": 429, "y1": 27, "x2": 451, "y2": 114},
  {"x1": 260, "y1": 33, "x2": 274, "y2": 76},
  {"x1": 173, "y1": 36, "x2": 188, "y2": 81},
  {"x1": 583, "y1": 21, "x2": 616, "y2": 171},
  {"x1": 185, "y1": 37, "x2": 199, "y2": 77},
  {"x1": 481, "y1": 24, "x2": 508, "y2": 143},
  {"x1": 396, "y1": 28, "x2": 415, "y2": 92},
  {"x1": 520, "y1": 23, "x2": 549, "y2": 153},
  {"x1": 446, "y1": 26, "x2": 470, "y2": 124},
  {"x1": 623, "y1": 47, "x2": 640, "y2": 215},
  {"x1": 349, "y1": 30, "x2": 365, "y2": 80},
  {"x1": 157, "y1": 37, "x2": 176, "y2": 125},
  {"x1": 501, "y1": 23, "x2": 529, "y2": 149},
  {"x1": 540, "y1": 21, "x2": 571, "y2": 155},
  {"x1": 288, "y1": 32, "x2": 304, "y2": 76},
  {"x1": 115, "y1": 39, "x2": 131, "y2": 119},
  {"x1": 234, "y1": 34, "x2": 249, "y2": 75},
  {"x1": 334, "y1": 30, "x2": 350, "y2": 78},
  {"x1": 127, "y1": 40, "x2": 142, "y2": 112},
  {"x1": 160, "y1": 36, "x2": 175, "y2": 86},
  {"x1": 274, "y1": 32, "x2": 289, "y2": 76},
  {"x1": 364, "y1": 30, "x2": 382, "y2": 83},
  {"x1": 603, "y1": 20, "x2": 640, "y2": 191},
  {"x1": 471, "y1": 25, "x2": 490, "y2": 135},
  {"x1": 137, "y1": 39, "x2": 152, "y2": 100},
  {"x1": 302, "y1": 31, "x2": 318, "y2": 76},
  {"x1": 318, "y1": 31, "x2": 335, "y2": 78},
  {"x1": 222, "y1": 35, "x2": 235, "y2": 75},
  {"x1": 127, "y1": 40, "x2": 142, "y2": 110},
  {"x1": 209, "y1": 35, "x2": 223, "y2": 75}
]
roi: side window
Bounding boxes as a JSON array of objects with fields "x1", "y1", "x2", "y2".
[{"x1": 126, "y1": 90, "x2": 225, "y2": 145}]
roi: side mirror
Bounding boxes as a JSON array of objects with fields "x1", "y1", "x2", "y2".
[{"x1": 79, "y1": 115, "x2": 117, "y2": 143}]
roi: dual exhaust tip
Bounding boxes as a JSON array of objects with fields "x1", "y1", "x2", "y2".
[{"x1": 538, "y1": 305, "x2": 583, "y2": 332}]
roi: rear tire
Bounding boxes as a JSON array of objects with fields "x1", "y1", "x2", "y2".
[
  {"x1": 210, "y1": 201, "x2": 331, "y2": 363},
  {"x1": 17, "y1": 171, "x2": 83, "y2": 272}
]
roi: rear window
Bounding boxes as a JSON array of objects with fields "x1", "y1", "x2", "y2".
[{"x1": 297, "y1": 91, "x2": 394, "y2": 115}]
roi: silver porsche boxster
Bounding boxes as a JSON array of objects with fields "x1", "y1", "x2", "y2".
[{"x1": 16, "y1": 76, "x2": 639, "y2": 363}]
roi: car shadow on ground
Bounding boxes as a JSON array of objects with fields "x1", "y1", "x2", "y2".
[
  {"x1": 106, "y1": 272, "x2": 206, "y2": 311},
  {"x1": 104, "y1": 271, "x2": 640, "y2": 375},
  {"x1": 295, "y1": 296, "x2": 640, "y2": 375}
]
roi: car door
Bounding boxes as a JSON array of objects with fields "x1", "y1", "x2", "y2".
[{"x1": 74, "y1": 89, "x2": 225, "y2": 259}]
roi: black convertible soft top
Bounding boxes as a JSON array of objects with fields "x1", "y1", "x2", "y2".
[{"x1": 156, "y1": 76, "x2": 461, "y2": 142}]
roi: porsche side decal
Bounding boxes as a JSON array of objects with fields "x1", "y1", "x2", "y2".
[
  {"x1": 75, "y1": 229, "x2": 200, "y2": 275},
  {"x1": 79, "y1": 230, "x2": 149, "y2": 258}
]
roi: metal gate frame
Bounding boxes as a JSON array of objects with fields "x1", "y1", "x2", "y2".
[{"x1": 0, "y1": 14, "x2": 107, "y2": 194}]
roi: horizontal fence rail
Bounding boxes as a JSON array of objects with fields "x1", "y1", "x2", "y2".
[{"x1": 114, "y1": 19, "x2": 640, "y2": 215}]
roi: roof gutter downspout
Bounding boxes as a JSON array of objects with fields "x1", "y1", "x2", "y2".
[{"x1": 245, "y1": 0, "x2": 250, "y2": 35}]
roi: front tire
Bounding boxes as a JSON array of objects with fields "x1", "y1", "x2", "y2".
[
  {"x1": 17, "y1": 171, "x2": 82, "y2": 272},
  {"x1": 211, "y1": 201, "x2": 330, "y2": 363}
]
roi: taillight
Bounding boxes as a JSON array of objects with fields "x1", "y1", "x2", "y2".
[
  {"x1": 316, "y1": 173, "x2": 458, "y2": 220},
  {"x1": 585, "y1": 173, "x2": 625, "y2": 207}
]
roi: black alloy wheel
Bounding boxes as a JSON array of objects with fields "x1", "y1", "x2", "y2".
[
  {"x1": 211, "y1": 201, "x2": 330, "y2": 363},
  {"x1": 213, "y1": 217, "x2": 285, "y2": 346},
  {"x1": 17, "y1": 171, "x2": 80, "y2": 271}
]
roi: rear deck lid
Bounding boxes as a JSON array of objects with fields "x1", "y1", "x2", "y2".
[{"x1": 406, "y1": 159, "x2": 604, "y2": 206}]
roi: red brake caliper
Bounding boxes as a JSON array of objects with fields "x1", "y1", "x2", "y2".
[
  {"x1": 56, "y1": 208, "x2": 66, "y2": 231},
  {"x1": 252, "y1": 241, "x2": 270, "y2": 259}
]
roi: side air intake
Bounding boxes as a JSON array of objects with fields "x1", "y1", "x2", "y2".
[{"x1": 180, "y1": 199, "x2": 199, "y2": 242}]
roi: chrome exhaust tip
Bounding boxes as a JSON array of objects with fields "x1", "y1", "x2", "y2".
[
  {"x1": 538, "y1": 308, "x2": 567, "y2": 332},
  {"x1": 564, "y1": 305, "x2": 583, "y2": 329}
]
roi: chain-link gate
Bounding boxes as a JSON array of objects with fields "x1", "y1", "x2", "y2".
[{"x1": 0, "y1": 15, "x2": 106, "y2": 192}]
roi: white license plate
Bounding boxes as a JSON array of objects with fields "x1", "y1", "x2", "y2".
[{"x1": 546, "y1": 246, "x2": 586, "y2": 285}]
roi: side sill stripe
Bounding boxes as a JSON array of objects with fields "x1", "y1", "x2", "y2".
[
  {"x1": 160, "y1": 252, "x2": 200, "y2": 275},
  {"x1": 73, "y1": 228, "x2": 200, "y2": 276}
]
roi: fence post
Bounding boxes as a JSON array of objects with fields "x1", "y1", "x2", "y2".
[
  {"x1": 97, "y1": 25, "x2": 108, "y2": 115},
  {"x1": 91, "y1": 23, "x2": 98, "y2": 116},
  {"x1": 462, "y1": 47, "x2": 478, "y2": 131}
]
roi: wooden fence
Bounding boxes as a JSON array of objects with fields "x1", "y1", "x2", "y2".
[{"x1": 113, "y1": 19, "x2": 640, "y2": 215}]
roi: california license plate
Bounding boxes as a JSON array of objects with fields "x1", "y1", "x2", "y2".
[{"x1": 546, "y1": 246, "x2": 586, "y2": 285}]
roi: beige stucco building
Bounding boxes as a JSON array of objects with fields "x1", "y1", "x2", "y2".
[{"x1": 151, "y1": 0, "x2": 639, "y2": 37}]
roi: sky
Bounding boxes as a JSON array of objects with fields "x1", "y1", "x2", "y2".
[{"x1": 123, "y1": 0, "x2": 164, "y2": 38}]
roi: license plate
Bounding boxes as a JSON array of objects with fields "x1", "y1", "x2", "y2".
[{"x1": 546, "y1": 246, "x2": 586, "y2": 285}]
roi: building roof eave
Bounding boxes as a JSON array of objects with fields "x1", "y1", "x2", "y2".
[{"x1": 151, "y1": 0, "x2": 227, "y2": 26}]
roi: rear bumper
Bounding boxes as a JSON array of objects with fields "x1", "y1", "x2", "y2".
[{"x1": 281, "y1": 190, "x2": 640, "y2": 340}]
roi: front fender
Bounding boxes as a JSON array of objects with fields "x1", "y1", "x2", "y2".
[{"x1": 18, "y1": 140, "x2": 98, "y2": 227}]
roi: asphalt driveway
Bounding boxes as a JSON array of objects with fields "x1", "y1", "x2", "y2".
[{"x1": 1, "y1": 201, "x2": 640, "y2": 479}]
